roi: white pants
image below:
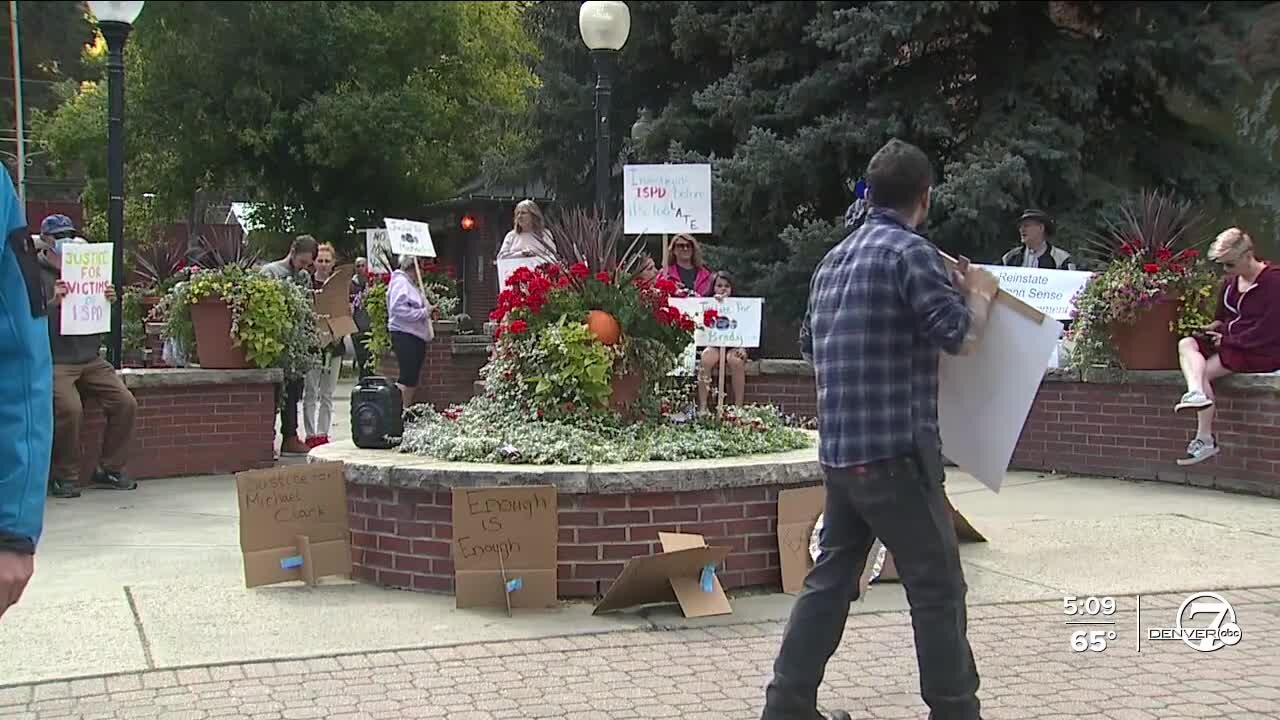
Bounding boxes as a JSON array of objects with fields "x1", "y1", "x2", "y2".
[{"x1": 303, "y1": 351, "x2": 342, "y2": 438}]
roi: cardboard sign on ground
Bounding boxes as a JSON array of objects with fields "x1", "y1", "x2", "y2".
[
  {"x1": 452, "y1": 486, "x2": 558, "y2": 611},
  {"x1": 593, "y1": 532, "x2": 732, "y2": 618},
  {"x1": 236, "y1": 462, "x2": 352, "y2": 588},
  {"x1": 776, "y1": 485, "x2": 985, "y2": 595}
]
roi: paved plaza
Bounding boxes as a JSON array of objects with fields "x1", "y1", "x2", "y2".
[
  {"x1": 3, "y1": 381, "x2": 1278, "y2": 717},
  {"x1": 3, "y1": 588, "x2": 1277, "y2": 719}
]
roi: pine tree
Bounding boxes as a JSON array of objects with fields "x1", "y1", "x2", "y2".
[{"x1": 528, "y1": 1, "x2": 1276, "y2": 320}]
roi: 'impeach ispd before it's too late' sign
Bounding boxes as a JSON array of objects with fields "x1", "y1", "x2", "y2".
[
  {"x1": 623, "y1": 164, "x2": 713, "y2": 236},
  {"x1": 59, "y1": 242, "x2": 113, "y2": 336},
  {"x1": 976, "y1": 265, "x2": 1092, "y2": 321}
]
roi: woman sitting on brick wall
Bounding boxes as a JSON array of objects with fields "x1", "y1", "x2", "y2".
[
  {"x1": 698, "y1": 272, "x2": 749, "y2": 412},
  {"x1": 1173, "y1": 227, "x2": 1280, "y2": 465}
]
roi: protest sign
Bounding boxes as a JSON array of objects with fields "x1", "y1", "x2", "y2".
[
  {"x1": 364, "y1": 229, "x2": 392, "y2": 272},
  {"x1": 314, "y1": 264, "x2": 358, "y2": 344},
  {"x1": 452, "y1": 486, "x2": 558, "y2": 611},
  {"x1": 976, "y1": 265, "x2": 1093, "y2": 321},
  {"x1": 59, "y1": 242, "x2": 113, "y2": 335},
  {"x1": 623, "y1": 164, "x2": 713, "y2": 235},
  {"x1": 383, "y1": 218, "x2": 436, "y2": 258},
  {"x1": 669, "y1": 296, "x2": 763, "y2": 348},
  {"x1": 497, "y1": 257, "x2": 542, "y2": 291},
  {"x1": 939, "y1": 253, "x2": 1063, "y2": 492},
  {"x1": 236, "y1": 462, "x2": 351, "y2": 588}
]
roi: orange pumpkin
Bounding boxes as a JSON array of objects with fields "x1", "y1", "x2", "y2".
[{"x1": 586, "y1": 310, "x2": 621, "y2": 345}]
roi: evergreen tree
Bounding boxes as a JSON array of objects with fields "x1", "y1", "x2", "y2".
[{"x1": 528, "y1": 1, "x2": 1277, "y2": 320}]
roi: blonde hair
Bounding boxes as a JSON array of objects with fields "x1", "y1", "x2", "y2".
[
  {"x1": 670, "y1": 233, "x2": 706, "y2": 268},
  {"x1": 1208, "y1": 227, "x2": 1254, "y2": 262},
  {"x1": 513, "y1": 199, "x2": 546, "y2": 235},
  {"x1": 316, "y1": 242, "x2": 336, "y2": 260}
]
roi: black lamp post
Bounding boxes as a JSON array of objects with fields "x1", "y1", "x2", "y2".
[
  {"x1": 578, "y1": 1, "x2": 631, "y2": 221},
  {"x1": 88, "y1": 0, "x2": 145, "y2": 368}
]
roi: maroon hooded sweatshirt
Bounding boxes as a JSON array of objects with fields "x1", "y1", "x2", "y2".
[{"x1": 1215, "y1": 262, "x2": 1280, "y2": 372}]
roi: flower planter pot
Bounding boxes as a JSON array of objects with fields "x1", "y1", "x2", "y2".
[
  {"x1": 190, "y1": 298, "x2": 252, "y2": 369},
  {"x1": 608, "y1": 370, "x2": 643, "y2": 412},
  {"x1": 1109, "y1": 297, "x2": 1181, "y2": 370}
]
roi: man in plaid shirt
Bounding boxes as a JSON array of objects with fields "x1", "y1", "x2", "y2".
[{"x1": 762, "y1": 139, "x2": 999, "y2": 720}]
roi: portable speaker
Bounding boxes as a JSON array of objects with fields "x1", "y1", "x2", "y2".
[{"x1": 350, "y1": 377, "x2": 404, "y2": 449}]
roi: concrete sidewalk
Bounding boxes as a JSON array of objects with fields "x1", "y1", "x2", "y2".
[
  {"x1": 2, "y1": 451, "x2": 1278, "y2": 687},
  {"x1": 3, "y1": 589, "x2": 1277, "y2": 719}
]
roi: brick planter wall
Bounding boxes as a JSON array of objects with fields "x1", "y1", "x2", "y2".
[
  {"x1": 345, "y1": 482, "x2": 817, "y2": 598},
  {"x1": 1012, "y1": 369, "x2": 1280, "y2": 497},
  {"x1": 69, "y1": 368, "x2": 282, "y2": 485},
  {"x1": 374, "y1": 324, "x2": 490, "y2": 410}
]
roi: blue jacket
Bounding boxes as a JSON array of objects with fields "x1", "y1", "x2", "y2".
[{"x1": 0, "y1": 172, "x2": 52, "y2": 554}]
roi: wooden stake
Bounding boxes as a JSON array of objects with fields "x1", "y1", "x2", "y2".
[
  {"x1": 662, "y1": 234, "x2": 670, "y2": 268},
  {"x1": 717, "y1": 346, "x2": 727, "y2": 417},
  {"x1": 295, "y1": 535, "x2": 317, "y2": 587}
]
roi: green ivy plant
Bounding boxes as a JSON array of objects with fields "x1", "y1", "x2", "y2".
[
  {"x1": 121, "y1": 286, "x2": 146, "y2": 356},
  {"x1": 525, "y1": 315, "x2": 613, "y2": 413},
  {"x1": 360, "y1": 281, "x2": 391, "y2": 365},
  {"x1": 155, "y1": 266, "x2": 320, "y2": 379}
]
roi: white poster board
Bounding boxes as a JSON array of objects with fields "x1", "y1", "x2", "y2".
[
  {"x1": 623, "y1": 164, "x2": 713, "y2": 235},
  {"x1": 976, "y1": 265, "x2": 1093, "y2": 321},
  {"x1": 938, "y1": 273, "x2": 1063, "y2": 493},
  {"x1": 383, "y1": 218, "x2": 436, "y2": 258},
  {"x1": 497, "y1": 257, "x2": 542, "y2": 290},
  {"x1": 59, "y1": 242, "x2": 113, "y2": 335},
  {"x1": 364, "y1": 229, "x2": 392, "y2": 273},
  {"x1": 669, "y1": 296, "x2": 763, "y2": 348}
]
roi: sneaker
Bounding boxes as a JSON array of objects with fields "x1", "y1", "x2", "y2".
[
  {"x1": 1175, "y1": 390, "x2": 1213, "y2": 414},
  {"x1": 48, "y1": 478, "x2": 81, "y2": 499},
  {"x1": 317, "y1": 435, "x2": 330, "y2": 446},
  {"x1": 304, "y1": 436, "x2": 321, "y2": 449},
  {"x1": 91, "y1": 467, "x2": 137, "y2": 491},
  {"x1": 1177, "y1": 436, "x2": 1220, "y2": 466},
  {"x1": 280, "y1": 436, "x2": 310, "y2": 455}
]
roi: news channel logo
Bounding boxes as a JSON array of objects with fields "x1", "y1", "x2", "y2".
[{"x1": 1147, "y1": 591, "x2": 1242, "y2": 653}]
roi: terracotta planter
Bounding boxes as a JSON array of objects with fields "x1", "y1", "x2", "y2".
[
  {"x1": 190, "y1": 298, "x2": 252, "y2": 369},
  {"x1": 1109, "y1": 297, "x2": 1181, "y2": 370},
  {"x1": 608, "y1": 370, "x2": 643, "y2": 412}
]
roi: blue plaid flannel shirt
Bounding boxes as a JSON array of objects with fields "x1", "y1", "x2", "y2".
[{"x1": 801, "y1": 208, "x2": 972, "y2": 468}]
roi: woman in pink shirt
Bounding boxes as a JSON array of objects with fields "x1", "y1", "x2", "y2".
[
  {"x1": 1174, "y1": 227, "x2": 1280, "y2": 465},
  {"x1": 658, "y1": 233, "x2": 714, "y2": 296}
]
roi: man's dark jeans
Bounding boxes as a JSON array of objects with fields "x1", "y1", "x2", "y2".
[
  {"x1": 277, "y1": 378, "x2": 304, "y2": 438},
  {"x1": 762, "y1": 453, "x2": 981, "y2": 720}
]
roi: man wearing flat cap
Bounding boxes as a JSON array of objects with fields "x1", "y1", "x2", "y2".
[{"x1": 1001, "y1": 209, "x2": 1077, "y2": 270}]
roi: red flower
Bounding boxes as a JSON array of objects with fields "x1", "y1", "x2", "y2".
[
  {"x1": 678, "y1": 316, "x2": 696, "y2": 332},
  {"x1": 595, "y1": 271, "x2": 611, "y2": 283},
  {"x1": 1156, "y1": 247, "x2": 1173, "y2": 261},
  {"x1": 494, "y1": 325, "x2": 505, "y2": 340},
  {"x1": 538, "y1": 263, "x2": 562, "y2": 277},
  {"x1": 1142, "y1": 263, "x2": 1160, "y2": 274},
  {"x1": 1170, "y1": 263, "x2": 1185, "y2": 273},
  {"x1": 654, "y1": 277, "x2": 678, "y2": 295},
  {"x1": 703, "y1": 308, "x2": 720, "y2": 327},
  {"x1": 570, "y1": 262, "x2": 590, "y2": 278},
  {"x1": 508, "y1": 266, "x2": 535, "y2": 286},
  {"x1": 1118, "y1": 243, "x2": 1135, "y2": 256},
  {"x1": 1178, "y1": 248, "x2": 1200, "y2": 259},
  {"x1": 556, "y1": 275, "x2": 570, "y2": 288},
  {"x1": 510, "y1": 319, "x2": 529, "y2": 334},
  {"x1": 489, "y1": 308, "x2": 504, "y2": 321}
]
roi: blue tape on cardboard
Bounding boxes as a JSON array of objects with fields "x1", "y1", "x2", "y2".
[
  {"x1": 280, "y1": 555, "x2": 304, "y2": 570},
  {"x1": 505, "y1": 577, "x2": 523, "y2": 593},
  {"x1": 700, "y1": 564, "x2": 715, "y2": 593}
]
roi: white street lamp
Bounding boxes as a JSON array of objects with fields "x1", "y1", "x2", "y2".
[{"x1": 578, "y1": 1, "x2": 631, "y2": 220}]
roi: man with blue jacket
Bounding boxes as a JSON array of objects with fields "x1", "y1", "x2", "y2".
[{"x1": 0, "y1": 171, "x2": 53, "y2": 620}]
